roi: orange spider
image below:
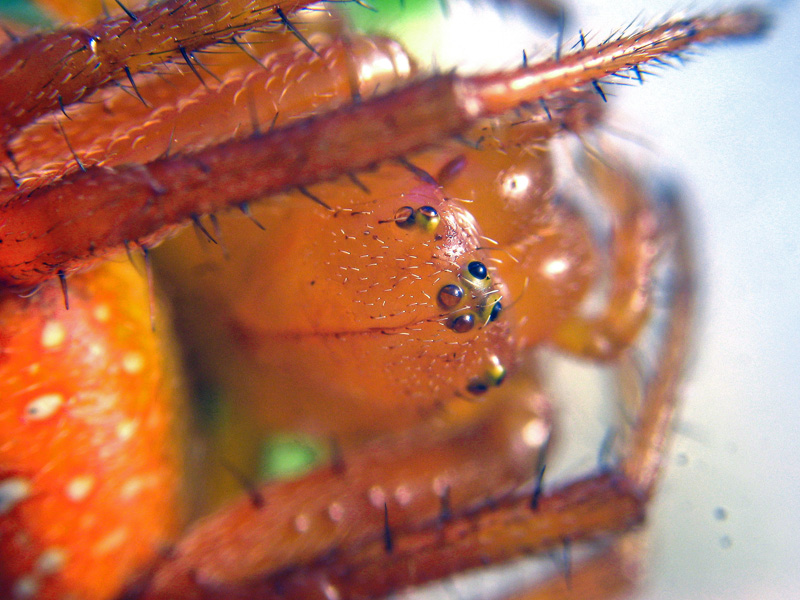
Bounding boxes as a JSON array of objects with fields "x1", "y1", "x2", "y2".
[{"x1": 0, "y1": 1, "x2": 765, "y2": 599}]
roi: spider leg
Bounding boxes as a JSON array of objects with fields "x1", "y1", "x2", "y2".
[
  {"x1": 122, "y1": 385, "x2": 561, "y2": 598},
  {"x1": 552, "y1": 153, "x2": 663, "y2": 361},
  {"x1": 0, "y1": 0, "x2": 325, "y2": 141},
  {"x1": 510, "y1": 181, "x2": 694, "y2": 600},
  {"x1": 619, "y1": 186, "x2": 694, "y2": 495}
]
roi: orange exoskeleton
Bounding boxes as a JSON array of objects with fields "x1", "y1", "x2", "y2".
[{"x1": 0, "y1": 1, "x2": 766, "y2": 599}]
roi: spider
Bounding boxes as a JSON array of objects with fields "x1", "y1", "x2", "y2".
[{"x1": 0, "y1": 1, "x2": 767, "y2": 599}]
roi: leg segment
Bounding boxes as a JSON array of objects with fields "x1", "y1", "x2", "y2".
[{"x1": 552, "y1": 152, "x2": 661, "y2": 361}]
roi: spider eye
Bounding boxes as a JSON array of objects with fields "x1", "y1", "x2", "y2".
[
  {"x1": 467, "y1": 261, "x2": 487, "y2": 280},
  {"x1": 394, "y1": 206, "x2": 416, "y2": 228},
  {"x1": 486, "y1": 356, "x2": 506, "y2": 385},
  {"x1": 460, "y1": 260, "x2": 491, "y2": 292},
  {"x1": 478, "y1": 297, "x2": 503, "y2": 323},
  {"x1": 448, "y1": 313, "x2": 476, "y2": 333},
  {"x1": 466, "y1": 379, "x2": 489, "y2": 395},
  {"x1": 489, "y1": 300, "x2": 502, "y2": 322},
  {"x1": 437, "y1": 284, "x2": 464, "y2": 309},
  {"x1": 416, "y1": 206, "x2": 440, "y2": 233},
  {"x1": 466, "y1": 356, "x2": 507, "y2": 396}
]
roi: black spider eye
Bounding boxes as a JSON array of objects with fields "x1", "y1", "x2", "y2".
[
  {"x1": 466, "y1": 379, "x2": 489, "y2": 395},
  {"x1": 467, "y1": 261, "x2": 487, "y2": 280},
  {"x1": 449, "y1": 313, "x2": 475, "y2": 333},
  {"x1": 489, "y1": 301, "x2": 502, "y2": 322},
  {"x1": 460, "y1": 259, "x2": 491, "y2": 292},
  {"x1": 437, "y1": 284, "x2": 464, "y2": 309}
]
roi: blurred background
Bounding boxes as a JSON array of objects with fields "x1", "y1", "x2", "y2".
[{"x1": 1, "y1": 0, "x2": 797, "y2": 598}]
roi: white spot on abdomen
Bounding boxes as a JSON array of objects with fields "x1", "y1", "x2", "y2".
[
  {"x1": 327, "y1": 502, "x2": 344, "y2": 523},
  {"x1": 521, "y1": 418, "x2": 549, "y2": 448},
  {"x1": 66, "y1": 475, "x2": 95, "y2": 502},
  {"x1": 93, "y1": 527, "x2": 128, "y2": 556},
  {"x1": 12, "y1": 576, "x2": 38, "y2": 599},
  {"x1": 294, "y1": 513, "x2": 310, "y2": 533},
  {"x1": 0, "y1": 477, "x2": 32, "y2": 514},
  {"x1": 122, "y1": 352, "x2": 145, "y2": 374},
  {"x1": 120, "y1": 476, "x2": 146, "y2": 501},
  {"x1": 394, "y1": 485, "x2": 412, "y2": 506},
  {"x1": 368, "y1": 485, "x2": 386, "y2": 508},
  {"x1": 35, "y1": 547, "x2": 67, "y2": 574},
  {"x1": 24, "y1": 393, "x2": 64, "y2": 421},
  {"x1": 116, "y1": 419, "x2": 138, "y2": 442},
  {"x1": 93, "y1": 304, "x2": 110, "y2": 322}
]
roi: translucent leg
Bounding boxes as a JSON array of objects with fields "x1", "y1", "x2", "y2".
[{"x1": 553, "y1": 153, "x2": 662, "y2": 361}]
